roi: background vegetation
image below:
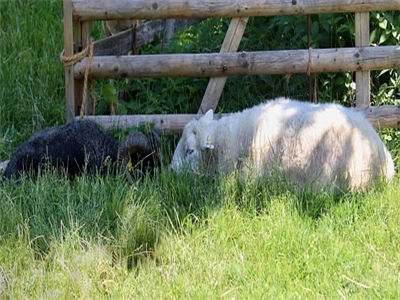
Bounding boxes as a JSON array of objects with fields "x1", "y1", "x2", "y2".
[{"x1": 0, "y1": 0, "x2": 399, "y2": 297}]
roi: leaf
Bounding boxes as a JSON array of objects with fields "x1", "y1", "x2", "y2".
[
  {"x1": 377, "y1": 69, "x2": 390, "y2": 78},
  {"x1": 383, "y1": 12, "x2": 393, "y2": 24},
  {"x1": 311, "y1": 21, "x2": 319, "y2": 36},
  {"x1": 370, "y1": 28, "x2": 378, "y2": 43},
  {"x1": 383, "y1": 134, "x2": 392, "y2": 141},
  {"x1": 379, "y1": 19, "x2": 388, "y2": 30},
  {"x1": 379, "y1": 32, "x2": 388, "y2": 44},
  {"x1": 102, "y1": 83, "x2": 118, "y2": 105}
]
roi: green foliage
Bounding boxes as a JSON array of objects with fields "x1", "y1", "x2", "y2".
[{"x1": 370, "y1": 12, "x2": 400, "y2": 106}]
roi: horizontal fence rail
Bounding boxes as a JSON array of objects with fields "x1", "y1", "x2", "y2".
[
  {"x1": 81, "y1": 105, "x2": 400, "y2": 133},
  {"x1": 74, "y1": 46, "x2": 400, "y2": 79},
  {"x1": 72, "y1": 0, "x2": 400, "y2": 20}
]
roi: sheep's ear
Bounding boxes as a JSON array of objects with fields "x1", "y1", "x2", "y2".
[{"x1": 204, "y1": 109, "x2": 214, "y2": 121}]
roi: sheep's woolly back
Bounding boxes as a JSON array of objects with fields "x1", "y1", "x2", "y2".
[
  {"x1": 172, "y1": 98, "x2": 395, "y2": 192},
  {"x1": 3, "y1": 120, "x2": 119, "y2": 179}
]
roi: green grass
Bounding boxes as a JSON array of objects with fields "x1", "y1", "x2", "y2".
[
  {"x1": 0, "y1": 0, "x2": 65, "y2": 158},
  {"x1": 1, "y1": 0, "x2": 400, "y2": 298},
  {"x1": 1, "y1": 172, "x2": 400, "y2": 298}
]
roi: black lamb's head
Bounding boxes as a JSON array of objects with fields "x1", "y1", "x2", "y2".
[{"x1": 118, "y1": 130, "x2": 161, "y2": 179}]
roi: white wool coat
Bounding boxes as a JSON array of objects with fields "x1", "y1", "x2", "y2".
[{"x1": 170, "y1": 98, "x2": 395, "y2": 192}]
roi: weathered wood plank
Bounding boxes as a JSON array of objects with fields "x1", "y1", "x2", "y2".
[
  {"x1": 83, "y1": 114, "x2": 196, "y2": 134},
  {"x1": 94, "y1": 18, "x2": 202, "y2": 56},
  {"x1": 74, "y1": 46, "x2": 400, "y2": 79},
  {"x1": 74, "y1": 21, "x2": 92, "y2": 117},
  {"x1": 355, "y1": 12, "x2": 370, "y2": 107},
  {"x1": 81, "y1": 21, "x2": 92, "y2": 116},
  {"x1": 72, "y1": 0, "x2": 400, "y2": 21},
  {"x1": 64, "y1": 0, "x2": 75, "y2": 122},
  {"x1": 162, "y1": 19, "x2": 176, "y2": 51},
  {"x1": 81, "y1": 105, "x2": 400, "y2": 133},
  {"x1": 198, "y1": 17, "x2": 248, "y2": 114},
  {"x1": 357, "y1": 105, "x2": 400, "y2": 128},
  {"x1": 74, "y1": 21, "x2": 83, "y2": 116}
]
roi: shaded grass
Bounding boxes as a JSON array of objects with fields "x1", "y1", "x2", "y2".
[
  {"x1": 137, "y1": 184, "x2": 400, "y2": 299},
  {"x1": 0, "y1": 170, "x2": 399, "y2": 298}
]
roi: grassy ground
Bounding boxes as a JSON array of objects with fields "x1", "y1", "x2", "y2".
[
  {"x1": 1, "y1": 172, "x2": 400, "y2": 298},
  {"x1": 1, "y1": 1, "x2": 400, "y2": 298}
]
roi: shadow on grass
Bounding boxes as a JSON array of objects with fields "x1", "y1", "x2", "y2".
[{"x1": 0, "y1": 148, "x2": 385, "y2": 271}]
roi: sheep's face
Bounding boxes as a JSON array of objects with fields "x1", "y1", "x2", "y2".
[{"x1": 170, "y1": 110, "x2": 215, "y2": 172}]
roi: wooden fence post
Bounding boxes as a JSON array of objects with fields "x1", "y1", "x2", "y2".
[
  {"x1": 74, "y1": 22, "x2": 83, "y2": 116},
  {"x1": 355, "y1": 12, "x2": 370, "y2": 107},
  {"x1": 74, "y1": 21, "x2": 92, "y2": 116},
  {"x1": 63, "y1": 0, "x2": 75, "y2": 122}
]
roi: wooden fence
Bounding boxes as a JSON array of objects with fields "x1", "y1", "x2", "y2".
[{"x1": 63, "y1": 0, "x2": 400, "y2": 132}]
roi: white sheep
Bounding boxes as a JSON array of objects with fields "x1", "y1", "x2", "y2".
[{"x1": 170, "y1": 98, "x2": 395, "y2": 192}]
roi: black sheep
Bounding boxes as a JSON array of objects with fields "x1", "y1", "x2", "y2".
[{"x1": 2, "y1": 120, "x2": 160, "y2": 180}]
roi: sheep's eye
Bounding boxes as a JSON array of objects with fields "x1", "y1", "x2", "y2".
[{"x1": 186, "y1": 149, "x2": 194, "y2": 155}]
